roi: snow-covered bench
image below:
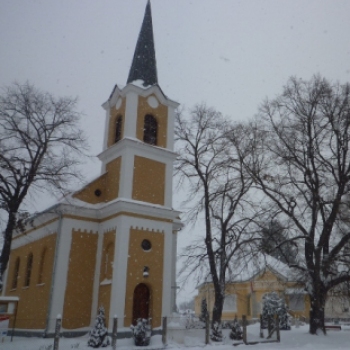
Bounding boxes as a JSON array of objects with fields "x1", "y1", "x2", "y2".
[{"x1": 325, "y1": 325, "x2": 341, "y2": 331}]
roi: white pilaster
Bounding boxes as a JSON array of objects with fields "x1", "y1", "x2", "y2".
[
  {"x1": 109, "y1": 216, "x2": 130, "y2": 327},
  {"x1": 118, "y1": 149, "x2": 135, "y2": 199},
  {"x1": 90, "y1": 225, "x2": 104, "y2": 325},
  {"x1": 102, "y1": 108, "x2": 111, "y2": 152},
  {"x1": 162, "y1": 228, "x2": 173, "y2": 317},
  {"x1": 47, "y1": 218, "x2": 73, "y2": 332},
  {"x1": 101, "y1": 108, "x2": 111, "y2": 173},
  {"x1": 167, "y1": 106, "x2": 175, "y2": 150},
  {"x1": 124, "y1": 92, "x2": 139, "y2": 138}
]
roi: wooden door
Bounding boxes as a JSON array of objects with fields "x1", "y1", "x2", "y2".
[{"x1": 132, "y1": 283, "x2": 150, "y2": 324}]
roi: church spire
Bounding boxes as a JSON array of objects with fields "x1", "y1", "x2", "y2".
[{"x1": 127, "y1": 0, "x2": 158, "y2": 87}]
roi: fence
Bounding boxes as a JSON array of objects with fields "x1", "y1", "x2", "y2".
[
  {"x1": 5, "y1": 314, "x2": 281, "y2": 348},
  {"x1": 165, "y1": 314, "x2": 280, "y2": 346},
  {"x1": 7, "y1": 315, "x2": 161, "y2": 337}
]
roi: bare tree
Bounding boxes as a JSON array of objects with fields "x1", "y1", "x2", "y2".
[
  {"x1": 0, "y1": 82, "x2": 86, "y2": 287},
  {"x1": 260, "y1": 219, "x2": 298, "y2": 265},
  {"x1": 231, "y1": 75, "x2": 350, "y2": 334},
  {"x1": 175, "y1": 104, "x2": 259, "y2": 340}
]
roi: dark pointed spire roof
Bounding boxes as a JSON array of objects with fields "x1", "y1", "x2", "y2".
[{"x1": 127, "y1": 0, "x2": 158, "y2": 87}]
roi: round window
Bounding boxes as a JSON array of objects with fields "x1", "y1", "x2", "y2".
[{"x1": 141, "y1": 239, "x2": 152, "y2": 251}]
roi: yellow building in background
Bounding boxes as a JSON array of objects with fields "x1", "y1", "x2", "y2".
[{"x1": 195, "y1": 255, "x2": 311, "y2": 321}]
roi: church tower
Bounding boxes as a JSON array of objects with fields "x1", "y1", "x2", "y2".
[{"x1": 74, "y1": 0, "x2": 181, "y2": 328}]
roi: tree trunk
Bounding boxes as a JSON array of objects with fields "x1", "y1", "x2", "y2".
[
  {"x1": 210, "y1": 286, "x2": 224, "y2": 341},
  {"x1": 212, "y1": 289, "x2": 224, "y2": 326},
  {"x1": 0, "y1": 210, "x2": 17, "y2": 288},
  {"x1": 202, "y1": 185, "x2": 224, "y2": 340},
  {"x1": 309, "y1": 293, "x2": 326, "y2": 335}
]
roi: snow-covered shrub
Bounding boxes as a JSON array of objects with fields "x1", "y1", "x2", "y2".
[
  {"x1": 221, "y1": 321, "x2": 233, "y2": 329},
  {"x1": 210, "y1": 321, "x2": 223, "y2": 342},
  {"x1": 261, "y1": 292, "x2": 291, "y2": 330},
  {"x1": 199, "y1": 299, "x2": 208, "y2": 322},
  {"x1": 278, "y1": 299, "x2": 291, "y2": 330},
  {"x1": 130, "y1": 318, "x2": 151, "y2": 346},
  {"x1": 87, "y1": 307, "x2": 110, "y2": 348},
  {"x1": 229, "y1": 317, "x2": 243, "y2": 340}
]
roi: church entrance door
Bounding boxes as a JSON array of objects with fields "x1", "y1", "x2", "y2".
[{"x1": 132, "y1": 283, "x2": 150, "y2": 324}]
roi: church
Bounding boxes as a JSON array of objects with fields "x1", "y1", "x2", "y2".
[{"x1": 1, "y1": 0, "x2": 181, "y2": 336}]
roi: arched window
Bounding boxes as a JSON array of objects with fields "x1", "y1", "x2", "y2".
[
  {"x1": 12, "y1": 257, "x2": 20, "y2": 289},
  {"x1": 143, "y1": 114, "x2": 157, "y2": 145},
  {"x1": 38, "y1": 248, "x2": 46, "y2": 284},
  {"x1": 115, "y1": 115, "x2": 123, "y2": 143},
  {"x1": 24, "y1": 253, "x2": 33, "y2": 287}
]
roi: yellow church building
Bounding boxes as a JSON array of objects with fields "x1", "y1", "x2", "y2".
[{"x1": 1, "y1": 0, "x2": 181, "y2": 336}]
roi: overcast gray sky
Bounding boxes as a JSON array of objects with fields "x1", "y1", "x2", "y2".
[{"x1": 1, "y1": 0, "x2": 350, "y2": 302}]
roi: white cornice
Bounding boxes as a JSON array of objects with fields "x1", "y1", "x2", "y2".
[
  {"x1": 12, "y1": 210, "x2": 60, "y2": 238},
  {"x1": 172, "y1": 218, "x2": 183, "y2": 231},
  {"x1": 97, "y1": 137, "x2": 178, "y2": 163},
  {"x1": 103, "y1": 83, "x2": 179, "y2": 110},
  {"x1": 100, "y1": 198, "x2": 181, "y2": 221},
  {"x1": 16, "y1": 198, "x2": 182, "y2": 235}
]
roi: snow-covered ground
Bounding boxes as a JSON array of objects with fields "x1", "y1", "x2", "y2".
[{"x1": 1, "y1": 324, "x2": 350, "y2": 350}]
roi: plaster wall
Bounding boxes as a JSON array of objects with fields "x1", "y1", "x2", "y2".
[
  {"x1": 125, "y1": 228, "x2": 164, "y2": 327},
  {"x1": 132, "y1": 155, "x2": 165, "y2": 205},
  {"x1": 62, "y1": 230, "x2": 98, "y2": 329},
  {"x1": 5, "y1": 234, "x2": 57, "y2": 329}
]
